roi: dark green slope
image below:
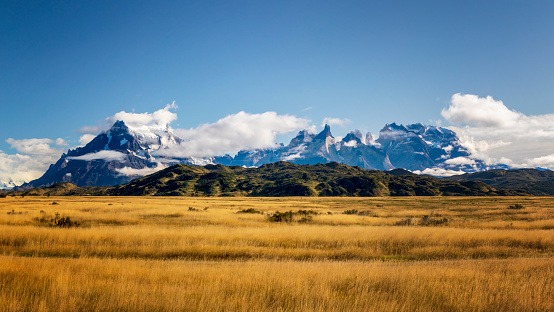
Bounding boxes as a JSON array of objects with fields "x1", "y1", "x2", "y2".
[
  {"x1": 446, "y1": 169, "x2": 554, "y2": 196},
  {"x1": 112, "y1": 162, "x2": 529, "y2": 197}
]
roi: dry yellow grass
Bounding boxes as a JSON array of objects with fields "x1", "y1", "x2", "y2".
[
  {"x1": 1, "y1": 196, "x2": 553, "y2": 311},
  {"x1": 1, "y1": 256, "x2": 552, "y2": 312}
]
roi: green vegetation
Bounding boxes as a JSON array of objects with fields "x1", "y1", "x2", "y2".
[
  {"x1": 15, "y1": 162, "x2": 529, "y2": 197},
  {"x1": 114, "y1": 162, "x2": 531, "y2": 197},
  {"x1": 447, "y1": 168, "x2": 554, "y2": 195},
  {"x1": 237, "y1": 208, "x2": 263, "y2": 214},
  {"x1": 15, "y1": 163, "x2": 554, "y2": 198}
]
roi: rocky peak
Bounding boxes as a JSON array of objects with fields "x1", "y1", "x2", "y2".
[{"x1": 315, "y1": 124, "x2": 333, "y2": 140}]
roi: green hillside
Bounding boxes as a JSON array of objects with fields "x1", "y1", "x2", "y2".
[
  {"x1": 446, "y1": 169, "x2": 554, "y2": 196},
  {"x1": 112, "y1": 162, "x2": 528, "y2": 197}
]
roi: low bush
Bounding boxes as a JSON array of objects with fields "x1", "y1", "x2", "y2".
[
  {"x1": 35, "y1": 212, "x2": 80, "y2": 228},
  {"x1": 237, "y1": 208, "x2": 262, "y2": 214},
  {"x1": 267, "y1": 210, "x2": 315, "y2": 223},
  {"x1": 419, "y1": 215, "x2": 448, "y2": 226},
  {"x1": 297, "y1": 209, "x2": 318, "y2": 215},
  {"x1": 394, "y1": 218, "x2": 412, "y2": 226},
  {"x1": 508, "y1": 204, "x2": 524, "y2": 210},
  {"x1": 268, "y1": 211, "x2": 296, "y2": 222}
]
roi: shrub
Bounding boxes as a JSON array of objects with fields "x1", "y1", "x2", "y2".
[
  {"x1": 53, "y1": 215, "x2": 79, "y2": 228},
  {"x1": 36, "y1": 212, "x2": 79, "y2": 228},
  {"x1": 508, "y1": 204, "x2": 524, "y2": 210},
  {"x1": 297, "y1": 209, "x2": 318, "y2": 215},
  {"x1": 237, "y1": 208, "x2": 262, "y2": 214},
  {"x1": 343, "y1": 209, "x2": 359, "y2": 215},
  {"x1": 0, "y1": 193, "x2": 7, "y2": 198},
  {"x1": 394, "y1": 218, "x2": 412, "y2": 226},
  {"x1": 268, "y1": 211, "x2": 296, "y2": 222},
  {"x1": 419, "y1": 215, "x2": 448, "y2": 226},
  {"x1": 297, "y1": 215, "x2": 313, "y2": 223},
  {"x1": 357, "y1": 210, "x2": 373, "y2": 216}
]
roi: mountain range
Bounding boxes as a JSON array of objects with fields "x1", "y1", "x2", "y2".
[
  {"x1": 15, "y1": 162, "x2": 530, "y2": 197},
  {"x1": 19, "y1": 120, "x2": 489, "y2": 189}
]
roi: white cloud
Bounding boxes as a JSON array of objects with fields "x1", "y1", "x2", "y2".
[
  {"x1": 413, "y1": 167, "x2": 465, "y2": 177},
  {"x1": 163, "y1": 111, "x2": 310, "y2": 158},
  {"x1": 442, "y1": 93, "x2": 554, "y2": 170},
  {"x1": 79, "y1": 134, "x2": 96, "y2": 146},
  {"x1": 78, "y1": 102, "x2": 179, "y2": 136},
  {"x1": 516, "y1": 154, "x2": 554, "y2": 169},
  {"x1": 321, "y1": 117, "x2": 351, "y2": 128},
  {"x1": 0, "y1": 150, "x2": 60, "y2": 188},
  {"x1": 342, "y1": 140, "x2": 358, "y2": 147},
  {"x1": 441, "y1": 93, "x2": 522, "y2": 127},
  {"x1": 1, "y1": 138, "x2": 66, "y2": 187},
  {"x1": 55, "y1": 138, "x2": 68, "y2": 146},
  {"x1": 68, "y1": 150, "x2": 127, "y2": 161},
  {"x1": 78, "y1": 125, "x2": 101, "y2": 134},
  {"x1": 107, "y1": 102, "x2": 178, "y2": 130},
  {"x1": 6, "y1": 138, "x2": 64, "y2": 155},
  {"x1": 444, "y1": 157, "x2": 476, "y2": 166},
  {"x1": 116, "y1": 163, "x2": 168, "y2": 177}
]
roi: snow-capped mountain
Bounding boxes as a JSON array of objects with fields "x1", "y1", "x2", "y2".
[
  {"x1": 217, "y1": 122, "x2": 483, "y2": 173},
  {"x1": 19, "y1": 120, "x2": 485, "y2": 189}
]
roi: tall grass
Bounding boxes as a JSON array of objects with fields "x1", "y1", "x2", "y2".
[
  {"x1": 0, "y1": 256, "x2": 552, "y2": 312},
  {"x1": 0, "y1": 224, "x2": 552, "y2": 260},
  {"x1": 1, "y1": 196, "x2": 553, "y2": 310}
]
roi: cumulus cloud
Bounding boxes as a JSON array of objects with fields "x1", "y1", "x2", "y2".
[
  {"x1": 442, "y1": 93, "x2": 554, "y2": 170},
  {"x1": 321, "y1": 117, "x2": 351, "y2": 128},
  {"x1": 107, "y1": 102, "x2": 178, "y2": 130},
  {"x1": 441, "y1": 93, "x2": 522, "y2": 127},
  {"x1": 444, "y1": 157, "x2": 476, "y2": 166},
  {"x1": 68, "y1": 150, "x2": 127, "y2": 161},
  {"x1": 116, "y1": 163, "x2": 168, "y2": 177},
  {"x1": 0, "y1": 150, "x2": 60, "y2": 188},
  {"x1": 1, "y1": 138, "x2": 66, "y2": 187},
  {"x1": 342, "y1": 140, "x2": 358, "y2": 147},
  {"x1": 79, "y1": 134, "x2": 96, "y2": 146},
  {"x1": 412, "y1": 167, "x2": 466, "y2": 177},
  {"x1": 6, "y1": 138, "x2": 64, "y2": 155},
  {"x1": 78, "y1": 102, "x2": 179, "y2": 136},
  {"x1": 516, "y1": 154, "x2": 554, "y2": 168},
  {"x1": 164, "y1": 111, "x2": 310, "y2": 158},
  {"x1": 55, "y1": 138, "x2": 68, "y2": 146}
]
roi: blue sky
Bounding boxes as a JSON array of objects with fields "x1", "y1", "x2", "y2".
[{"x1": 1, "y1": 1, "x2": 554, "y2": 185}]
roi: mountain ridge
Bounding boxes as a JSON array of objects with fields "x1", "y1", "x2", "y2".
[
  {"x1": 14, "y1": 162, "x2": 531, "y2": 197},
  {"x1": 18, "y1": 120, "x2": 496, "y2": 189}
]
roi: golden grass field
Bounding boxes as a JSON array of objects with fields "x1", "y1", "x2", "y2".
[{"x1": 1, "y1": 196, "x2": 553, "y2": 311}]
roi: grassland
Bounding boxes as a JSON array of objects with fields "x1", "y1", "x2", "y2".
[{"x1": 1, "y1": 196, "x2": 553, "y2": 311}]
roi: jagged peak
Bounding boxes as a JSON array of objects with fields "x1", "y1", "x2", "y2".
[
  {"x1": 380, "y1": 122, "x2": 408, "y2": 133},
  {"x1": 366, "y1": 132, "x2": 374, "y2": 144},
  {"x1": 342, "y1": 131, "x2": 363, "y2": 144},
  {"x1": 107, "y1": 120, "x2": 131, "y2": 136},
  {"x1": 315, "y1": 124, "x2": 333, "y2": 140}
]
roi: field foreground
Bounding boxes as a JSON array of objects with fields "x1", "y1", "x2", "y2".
[{"x1": 1, "y1": 196, "x2": 553, "y2": 311}]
